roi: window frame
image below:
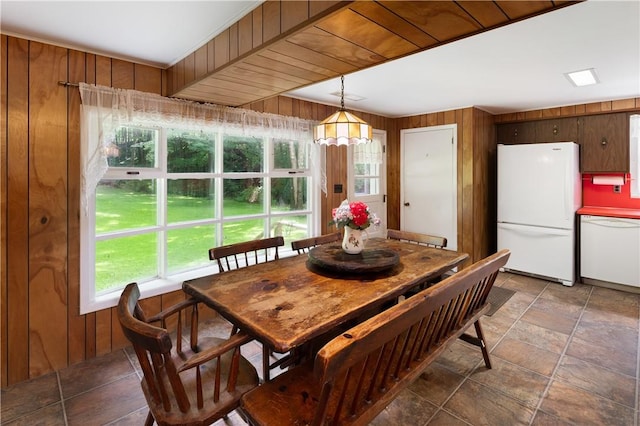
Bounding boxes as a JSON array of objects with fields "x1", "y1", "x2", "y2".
[{"x1": 80, "y1": 125, "x2": 318, "y2": 314}]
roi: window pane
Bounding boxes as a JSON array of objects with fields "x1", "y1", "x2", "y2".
[
  {"x1": 96, "y1": 180, "x2": 157, "y2": 234},
  {"x1": 223, "y1": 135, "x2": 263, "y2": 172},
  {"x1": 96, "y1": 233, "x2": 157, "y2": 294},
  {"x1": 167, "y1": 129, "x2": 215, "y2": 173},
  {"x1": 167, "y1": 225, "x2": 215, "y2": 274},
  {"x1": 167, "y1": 179, "x2": 216, "y2": 223},
  {"x1": 271, "y1": 177, "x2": 307, "y2": 211},
  {"x1": 273, "y1": 140, "x2": 308, "y2": 169},
  {"x1": 271, "y1": 215, "x2": 309, "y2": 247},
  {"x1": 108, "y1": 127, "x2": 157, "y2": 168},
  {"x1": 222, "y1": 219, "x2": 266, "y2": 245},
  {"x1": 355, "y1": 178, "x2": 380, "y2": 196},
  {"x1": 223, "y1": 179, "x2": 264, "y2": 215}
]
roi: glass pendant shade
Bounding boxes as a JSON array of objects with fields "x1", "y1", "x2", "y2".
[
  {"x1": 314, "y1": 109, "x2": 372, "y2": 145},
  {"x1": 314, "y1": 75, "x2": 372, "y2": 145}
]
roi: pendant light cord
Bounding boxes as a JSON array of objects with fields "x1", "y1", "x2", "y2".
[{"x1": 340, "y1": 75, "x2": 345, "y2": 110}]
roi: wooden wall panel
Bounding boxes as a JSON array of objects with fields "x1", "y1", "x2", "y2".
[
  {"x1": 134, "y1": 64, "x2": 162, "y2": 95},
  {"x1": 460, "y1": 108, "x2": 474, "y2": 260},
  {"x1": 194, "y1": 45, "x2": 208, "y2": 80},
  {"x1": 214, "y1": 30, "x2": 230, "y2": 69},
  {"x1": 96, "y1": 55, "x2": 111, "y2": 86},
  {"x1": 472, "y1": 108, "x2": 496, "y2": 261},
  {"x1": 0, "y1": 34, "x2": 7, "y2": 387},
  {"x1": 6, "y1": 36, "x2": 30, "y2": 385},
  {"x1": 112, "y1": 59, "x2": 134, "y2": 89},
  {"x1": 239, "y1": 14, "x2": 254, "y2": 57},
  {"x1": 28, "y1": 42, "x2": 69, "y2": 376},
  {"x1": 67, "y1": 49, "x2": 86, "y2": 365},
  {"x1": 84, "y1": 54, "x2": 97, "y2": 360},
  {"x1": 183, "y1": 53, "x2": 196, "y2": 84},
  {"x1": 281, "y1": 1, "x2": 309, "y2": 33},
  {"x1": 262, "y1": 1, "x2": 281, "y2": 43},
  {"x1": 229, "y1": 23, "x2": 239, "y2": 62}
]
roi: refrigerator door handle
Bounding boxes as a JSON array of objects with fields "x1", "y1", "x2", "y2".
[
  {"x1": 564, "y1": 159, "x2": 571, "y2": 221},
  {"x1": 499, "y1": 222, "x2": 570, "y2": 236}
]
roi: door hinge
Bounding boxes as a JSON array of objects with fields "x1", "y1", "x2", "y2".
[
  {"x1": 383, "y1": 194, "x2": 386, "y2": 202},
  {"x1": 382, "y1": 145, "x2": 386, "y2": 153}
]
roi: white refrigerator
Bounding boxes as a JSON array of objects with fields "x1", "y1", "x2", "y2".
[{"x1": 497, "y1": 142, "x2": 581, "y2": 286}]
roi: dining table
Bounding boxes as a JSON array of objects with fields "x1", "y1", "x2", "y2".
[{"x1": 182, "y1": 238, "x2": 469, "y2": 368}]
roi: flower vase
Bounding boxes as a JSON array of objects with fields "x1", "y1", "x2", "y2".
[{"x1": 342, "y1": 227, "x2": 366, "y2": 254}]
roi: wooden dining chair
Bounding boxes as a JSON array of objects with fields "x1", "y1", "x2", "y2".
[
  {"x1": 291, "y1": 232, "x2": 342, "y2": 254},
  {"x1": 208, "y1": 236, "x2": 285, "y2": 381},
  {"x1": 208, "y1": 236, "x2": 284, "y2": 272},
  {"x1": 387, "y1": 228, "x2": 447, "y2": 249},
  {"x1": 117, "y1": 283, "x2": 259, "y2": 426},
  {"x1": 387, "y1": 229, "x2": 448, "y2": 298}
]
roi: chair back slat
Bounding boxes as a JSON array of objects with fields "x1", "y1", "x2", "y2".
[
  {"x1": 209, "y1": 236, "x2": 284, "y2": 271},
  {"x1": 387, "y1": 229, "x2": 447, "y2": 249},
  {"x1": 308, "y1": 250, "x2": 510, "y2": 426},
  {"x1": 291, "y1": 232, "x2": 342, "y2": 254}
]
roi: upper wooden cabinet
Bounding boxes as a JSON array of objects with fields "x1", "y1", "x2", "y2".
[
  {"x1": 497, "y1": 118, "x2": 578, "y2": 144},
  {"x1": 497, "y1": 114, "x2": 630, "y2": 172},
  {"x1": 496, "y1": 122, "x2": 536, "y2": 144},
  {"x1": 579, "y1": 113, "x2": 629, "y2": 173},
  {"x1": 536, "y1": 117, "x2": 579, "y2": 142}
]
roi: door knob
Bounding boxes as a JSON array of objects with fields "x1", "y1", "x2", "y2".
[{"x1": 404, "y1": 202, "x2": 410, "y2": 206}]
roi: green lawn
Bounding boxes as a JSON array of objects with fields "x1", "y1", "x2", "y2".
[{"x1": 94, "y1": 185, "x2": 308, "y2": 293}]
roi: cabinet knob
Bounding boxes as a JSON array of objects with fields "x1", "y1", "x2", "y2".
[
  {"x1": 601, "y1": 137, "x2": 607, "y2": 147},
  {"x1": 404, "y1": 202, "x2": 410, "y2": 207}
]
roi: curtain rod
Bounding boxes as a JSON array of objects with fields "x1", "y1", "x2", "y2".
[{"x1": 58, "y1": 81, "x2": 80, "y2": 87}]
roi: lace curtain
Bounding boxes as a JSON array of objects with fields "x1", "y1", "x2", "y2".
[
  {"x1": 353, "y1": 138, "x2": 383, "y2": 164},
  {"x1": 79, "y1": 83, "x2": 324, "y2": 212}
]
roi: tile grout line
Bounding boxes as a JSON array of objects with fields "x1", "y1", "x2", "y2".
[
  {"x1": 122, "y1": 347, "x2": 143, "y2": 380},
  {"x1": 56, "y1": 371, "x2": 69, "y2": 426},
  {"x1": 529, "y1": 284, "x2": 594, "y2": 425}
]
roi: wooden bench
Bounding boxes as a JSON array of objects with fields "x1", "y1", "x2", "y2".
[{"x1": 239, "y1": 249, "x2": 511, "y2": 426}]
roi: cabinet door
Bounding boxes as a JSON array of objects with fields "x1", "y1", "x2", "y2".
[
  {"x1": 536, "y1": 118, "x2": 578, "y2": 142},
  {"x1": 496, "y1": 122, "x2": 536, "y2": 144},
  {"x1": 580, "y1": 113, "x2": 629, "y2": 172}
]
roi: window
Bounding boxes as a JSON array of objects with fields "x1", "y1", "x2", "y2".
[
  {"x1": 79, "y1": 84, "x2": 319, "y2": 314},
  {"x1": 631, "y1": 114, "x2": 639, "y2": 198}
]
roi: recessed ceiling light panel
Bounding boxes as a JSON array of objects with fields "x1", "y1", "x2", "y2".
[{"x1": 565, "y1": 68, "x2": 599, "y2": 87}]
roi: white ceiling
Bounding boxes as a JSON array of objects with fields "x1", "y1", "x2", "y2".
[
  {"x1": 0, "y1": 1, "x2": 263, "y2": 68},
  {"x1": 1, "y1": 0, "x2": 639, "y2": 117}
]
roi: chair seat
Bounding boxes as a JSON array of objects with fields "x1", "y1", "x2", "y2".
[
  {"x1": 241, "y1": 361, "x2": 318, "y2": 425},
  {"x1": 142, "y1": 336, "x2": 259, "y2": 426}
]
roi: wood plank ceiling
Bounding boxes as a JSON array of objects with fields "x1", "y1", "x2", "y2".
[{"x1": 171, "y1": 0, "x2": 578, "y2": 107}]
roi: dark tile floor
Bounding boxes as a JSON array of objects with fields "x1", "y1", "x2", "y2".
[{"x1": 2, "y1": 272, "x2": 639, "y2": 425}]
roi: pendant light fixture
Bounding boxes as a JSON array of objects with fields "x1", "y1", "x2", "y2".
[{"x1": 313, "y1": 75, "x2": 372, "y2": 145}]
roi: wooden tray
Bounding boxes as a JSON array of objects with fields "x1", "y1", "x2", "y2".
[{"x1": 307, "y1": 244, "x2": 400, "y2": 274}]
